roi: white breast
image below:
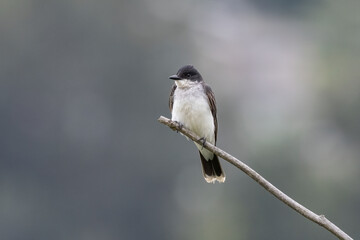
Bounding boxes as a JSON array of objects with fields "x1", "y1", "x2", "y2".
[{"x1": 171, "y1": 83, "x2": 215, "y2": 160}]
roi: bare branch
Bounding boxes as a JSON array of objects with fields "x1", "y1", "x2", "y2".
[{"x1": 158, "y1": 116, "x2": 353, "y2": 240}]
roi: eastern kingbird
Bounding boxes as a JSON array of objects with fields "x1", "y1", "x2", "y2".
[{"x1": 169, "y1": 65, "x2": 225, "y2": 183}]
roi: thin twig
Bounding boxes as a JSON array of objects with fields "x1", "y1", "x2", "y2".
[{"x1": 158, "y1": 116, "x2": 353, "y2": 240}]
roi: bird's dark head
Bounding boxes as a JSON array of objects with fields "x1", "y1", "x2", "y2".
[{"x1": 169, "y1": 65, "x2": 203, "y2": 82}]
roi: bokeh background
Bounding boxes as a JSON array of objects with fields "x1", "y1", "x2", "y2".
[{"x1": 1, "y1": 0, "x2": 359, "y2": 239}]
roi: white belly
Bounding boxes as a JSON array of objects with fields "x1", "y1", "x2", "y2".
[{"x1": 171, "y1": 85, "x2": 215, "y2": 160}]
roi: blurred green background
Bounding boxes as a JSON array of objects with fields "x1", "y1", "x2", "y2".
[{"x1": 1, "y1": 0, "x2": 359, "y2": 239}]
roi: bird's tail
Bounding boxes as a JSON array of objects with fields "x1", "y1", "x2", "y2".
[{"x1": 199, "y1": 152, "x2": 225, "y2": 183}]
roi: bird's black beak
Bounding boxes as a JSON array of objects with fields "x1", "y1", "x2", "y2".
[{"x1": 169, "y1": 74, "x2": 182, "y2": 80}]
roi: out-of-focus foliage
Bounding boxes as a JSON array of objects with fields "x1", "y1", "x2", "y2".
[{"x1": 0, "y1": 0, "x2": 359, "y2": 239}]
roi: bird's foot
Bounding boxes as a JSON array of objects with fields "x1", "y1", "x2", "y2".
[
  {"x1": 198, "y1": 137, "x2": 206, "y2": 150},
  {"x1": 171, "y1": 121, "x2": 183, "y2": 133}
]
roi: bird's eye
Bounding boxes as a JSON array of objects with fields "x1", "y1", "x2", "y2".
[{"x1": 186, "y1": 73, "x2": 191, "y2": 78}]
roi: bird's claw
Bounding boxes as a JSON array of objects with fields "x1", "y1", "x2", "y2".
[
  {"x1": 171, "y1": 121, "x2": 183, "y2": 133},
  {"x1": 198, "y1": 137, "x2": 206, "y2": 150}
]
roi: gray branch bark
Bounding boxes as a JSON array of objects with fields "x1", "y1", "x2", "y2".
[{"x1": 158, "y1": 116, "x2": 353, "y2": 240}]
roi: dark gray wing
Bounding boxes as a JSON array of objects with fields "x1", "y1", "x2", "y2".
[
  {"x1": 204, "y1": 84, "x2": 218, "y2": 143},
  {"x1": 169, "y1": 84, "x2": 177, "y2": 112}
]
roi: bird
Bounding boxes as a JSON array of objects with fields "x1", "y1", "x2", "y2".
[{"x1": 168, "y1": 65, "x2": 225, "y2": 183}]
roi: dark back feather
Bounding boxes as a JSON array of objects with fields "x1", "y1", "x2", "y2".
[
  {"x1": 204, "y1": 84, "x2": 218, "y2": 143},
  {"x1": 169, "y1": 84, "x2": 177, "y2": 112}
]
